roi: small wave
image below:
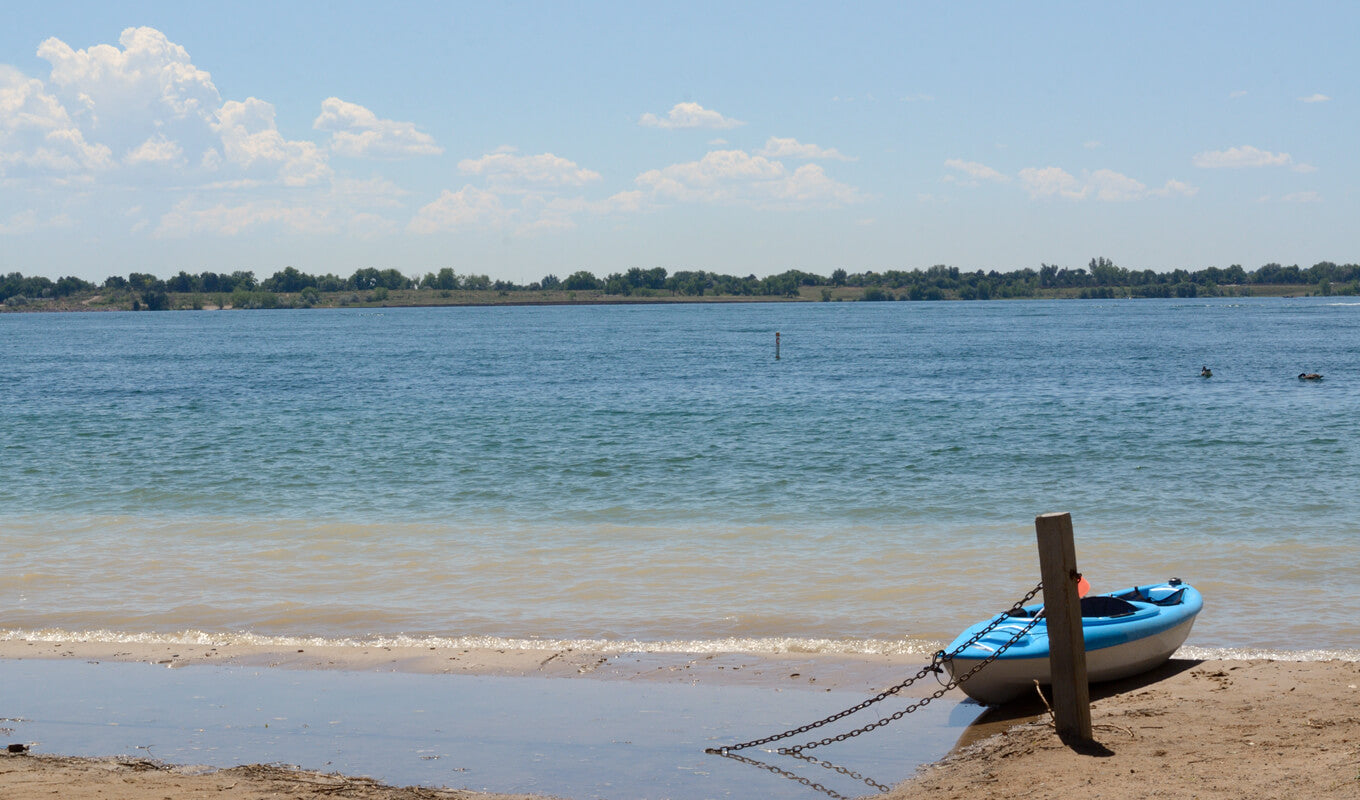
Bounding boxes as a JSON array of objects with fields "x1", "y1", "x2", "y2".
[
  {"x1": 1176, "y1": 645, "x2": 1360, "y2": 662},
  {"x1": 7, "y1": 629, "x2": 1356, "y2": 663},
  {"x1": 1, "y1": 628, "x2": 943, "y2": 657}
]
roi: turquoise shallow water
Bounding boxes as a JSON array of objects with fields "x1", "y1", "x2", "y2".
[{"x1": 2, "y1": 299, "x2": 1358, "y2": 654}]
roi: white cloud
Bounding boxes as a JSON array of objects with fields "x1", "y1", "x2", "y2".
[
  {"x1": 758, "y1": 137, "x2": 855, "y2": 161},
  {"x1": 774, "y1": 163, "x2": 861, "y2": 205},
  {"x1": 635, "y1": 149, "x2": 860, "y2": 208},
  {"x1": 123, "y1": 133, "x2": 184, "y2": 166},
  {"x1": 516, "y1": 195, "x2": 589, "y2": 234},
  {"x1": 1154, "y1": 179, "x2": 1198, "y2": 198},
  {"x1": 638, "y1": 102, "x2": 743, "y2": 130},
  {"x1": 213, "y1": 98, "x2": 330, "y2": 186},
  {"x1": 408, "y1": 185, "x2": 512, "y2": 233},
  {"x1": 1282, "y1": 191, "x2": 1322, "y2": 203},
  {"x1": 944, "y1": 158, "x2": 1008, "y2": 184},
  {"x1": 1192, "y1": 145, "x2": 1292, "y2": 168},
  {"x1": 1299, "y1": 93, "x2": 1330, "y2": 103},
  {"x1": 1230, "y1": 90, "x2": 1248, "y2": 99},
  {"x1": 11, "y1": 28, "x2": 341, "y2": 190},
  {"x1": 0, "y1": 65, "x2": 113, "y2": 176},
  {"x1": 1016, "y1": 166, "x2": 1193, "y2": 201},
  {"x1": 37, "y1": 27, "x2": 220, "y2": 125},
  {"x1": 1018, "y1": 166, "x2": 1087, "y2": 199},
  {"x1": 344, "y1": 211, "x2": 401, "y2": 239},
  {"x1": 1088, "y1": 169, "x2": 1146, "y2": 201},
  {"x1": 1083, "y1": 140, "x2": 1102, "y2": 150},
  {"x1": 1292, "y1": 163, "x2": 1318, "y2": 173},
  {"x1": 0, "y1": 209, "x2": 73, "y2": 234},
  {"x1": 458, "y1": 148, "x2": 600, "y2": 188},
  {"x1": 600, "y1": 189, "x2": 645, "y2": 214},
  {"x1": 155, "y1": 197, "x2": 336, "y2": 237},
  {"x1": 313, "y1": 97, "x2": 442, "y2": 158},
  {"x1": 328, "y1": 176, "x2": 408, "y2": 208}
]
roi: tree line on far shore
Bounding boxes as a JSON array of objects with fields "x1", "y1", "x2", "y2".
[{"x1": 4, "y1": 258, "x2": 1360, "y2": 310}]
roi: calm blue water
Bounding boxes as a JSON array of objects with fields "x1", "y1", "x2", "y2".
[{"x1": 2, "y1": 299, "x2": 1359, "y2": 653}]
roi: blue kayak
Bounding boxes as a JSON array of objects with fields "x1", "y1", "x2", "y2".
[{"x1": 942, "y1": 579, "x2": 1203, "y2": 704}]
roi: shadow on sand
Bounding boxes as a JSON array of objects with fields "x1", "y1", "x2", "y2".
[{"x1": 947, "y1": 657, "x2": 1205, "y2": 754}]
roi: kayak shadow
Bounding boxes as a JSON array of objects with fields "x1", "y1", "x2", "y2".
[{"x1": 947, "y1": 658, "x2": 1204, "y2": 752}]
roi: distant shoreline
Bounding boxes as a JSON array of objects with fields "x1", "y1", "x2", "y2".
[{"x1": 0, "y1": 282, "x2": 1345, "y2": 313}]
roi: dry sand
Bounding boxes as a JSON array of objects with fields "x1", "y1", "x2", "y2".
[
  {"x1": 3, "y1": 640, "x2": 1358, "y2": 799},
  {"x1": 892, "y1": 659, "x2": 1360, "y2": 800}
]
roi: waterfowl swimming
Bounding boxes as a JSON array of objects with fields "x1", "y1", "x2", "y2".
[
  {"x1": 1298, "y1": 373, "x2": 1323, "y2": 380},
  {"x1": 1201, "y1": 366, "x2": 1212, "y2": 378}
]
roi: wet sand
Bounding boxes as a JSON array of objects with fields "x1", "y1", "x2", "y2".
[
  {"x1": 0, "y1": 637, "x2": 918, "y2": 691},
  {"x1": 3, "y1": 641, "x2": 1359, "y2": 799}
]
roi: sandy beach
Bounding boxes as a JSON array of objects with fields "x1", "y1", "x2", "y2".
[{"x1": 3, "y1": 641, "x2": 1358, "y2": 799}]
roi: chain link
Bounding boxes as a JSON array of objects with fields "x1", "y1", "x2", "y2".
[
  {"x1": 785, "y1": 750, "x2": 893, "y2": 794},
  {"x1": 710, "y1": 751, "x2": 855, "y2": 800},
  {"x1": 705, "y1": 580, "x2": 1045, "y2": 757}
]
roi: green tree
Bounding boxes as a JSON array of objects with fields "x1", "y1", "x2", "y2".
[{"x1": 562, "y1": 270, "x2": 601, "y2": 291}]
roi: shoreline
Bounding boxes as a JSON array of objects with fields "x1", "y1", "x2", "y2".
[
  {"x1": 5, "y1": 644, "x2": 1360, "y2": 798},
  {"x1": 0, "y1": 638, "x2": 927, "y2": 694},
  {"x1": 0, "y1": 283, "x2": 1337, "y2": 314}
]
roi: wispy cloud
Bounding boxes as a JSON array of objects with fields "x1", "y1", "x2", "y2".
[
  {"x1": 1018, "y1": 166, "x2": 1085, "y2": 199},
  {"x1": 944, "y1": 158, "x2": 1008, "y2": 184},
  {"x1": 638, "y1": 102, "x2": 743, "y2": 130},
  {"x1": 213, "y1": 98, "x2": 331, "y2": 187},
  {"x1": 635, "y1": 149, "x2": 861, "y2": 209},
  {"x1": 458, "y1": 147, "x2": 601, "y2": 188},
  {"x1": 1282, "y1": 190, "x2": 1322, "y2": 203},
  {"x1": 407, "y1": 185, "x2": 512, "y2": 233},
  {"x1": 1017, "y1": 166, "x2": 1195, "y2": 201},
  {"x1": 313, "y1": 97, "x2": 442, "y2": 158},
  {"x1": 758, "y1": 137, "x2": 855, "y2": 161},
  {"x1": 1192, "y1": 145, "x2": 1292, "y2": 168},
  {"x1": 1299, "y1": 93, "x2": 1331, "y2": 103}
]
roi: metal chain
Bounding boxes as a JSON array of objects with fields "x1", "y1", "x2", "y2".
[
  {"x1": 705, "y1": 580, "x2": 1044, "y2": 757},
  {"x1": 785, "y1": 750, "x2": 893, "y2": 794},
  {"x1": 781, "y1": 606, "x2": 1045, "y2": 754},
  {"x1": 709, "y1": 751, "x2": 854, "y2": 800}
]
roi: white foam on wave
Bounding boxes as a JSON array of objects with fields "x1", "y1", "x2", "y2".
[
  {"x1": 1176, "y1": 644, "x2": 1360, "y2": 662},
  {"x1": 2, "y1": 628, "x2": 944, "y2": 657},
  {"x1": 6, "y1": 628, "x2": 1358, "y2": 662}
]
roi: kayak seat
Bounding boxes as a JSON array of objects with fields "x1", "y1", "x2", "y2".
[{"x1": 1080, "y1": 595, "x2": 1139, "y2": 618}]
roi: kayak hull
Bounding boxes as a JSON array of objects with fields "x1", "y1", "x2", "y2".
[{"x1": 943, "y1": 581, "x2": 1202, "y2": 705}]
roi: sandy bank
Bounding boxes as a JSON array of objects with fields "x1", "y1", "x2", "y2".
[
  {"x1": 0, "y1": 755, "x2": 550, "y2": 799},
  {"x1": 891, "y1": 659, "x2": 1360, "y2": 799}
]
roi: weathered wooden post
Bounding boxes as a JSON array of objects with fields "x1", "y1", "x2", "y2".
[
  {"x1": 775, "y1": 331, "x2": 781, "y2": 360},
  {"x1": 1035, "y1": 511, "x2": 1092, "y2": 745}
]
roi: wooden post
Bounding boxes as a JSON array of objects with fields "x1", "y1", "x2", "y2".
[
  {"x1": 775, "y1": 331, "x2": 781, "y2": 360},
  {"x1": 1035, "y1": 512, "x2": 1092, "y2": 745}
]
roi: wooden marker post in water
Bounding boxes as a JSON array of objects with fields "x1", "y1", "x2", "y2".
[
  {"x1": 775, "y1": 332, "x2": 781, "y2": 360},
  {"x1": 1035, "y1": 512, "x2": 1093, "y2": 745}
]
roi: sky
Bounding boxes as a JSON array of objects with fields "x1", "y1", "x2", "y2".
[{"x1": 1, "y1": 1, "x2": 1356, "y2": 284}]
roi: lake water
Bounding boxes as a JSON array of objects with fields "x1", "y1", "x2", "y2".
[{"x1": 3, "y1": 299, "x2": 1359, "y2": 656}]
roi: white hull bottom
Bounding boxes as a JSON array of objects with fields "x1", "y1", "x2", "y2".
[{"x1": 948, "y1": 616, "x2": 1198, "y2": 705}]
